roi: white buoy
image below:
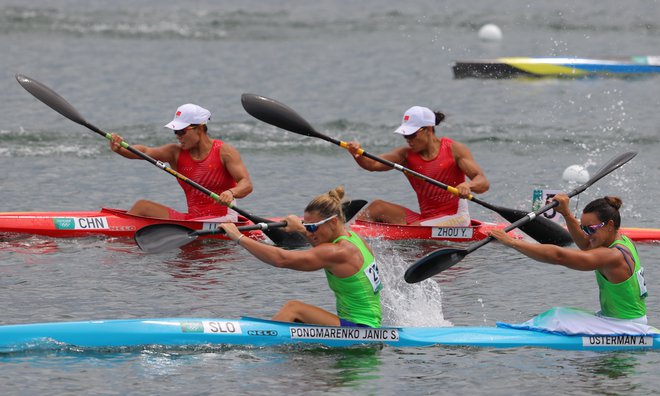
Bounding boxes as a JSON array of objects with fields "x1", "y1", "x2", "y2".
[
  {"x1": 562, "y1": 165, "x2": 590, "y2": 183},
  {"x1": 478, "y1": 24, "x2": 502, "y2": 41}
]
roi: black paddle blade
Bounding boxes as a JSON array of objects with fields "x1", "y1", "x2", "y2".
[
  {"x1": 568, "y1": 151, "x2": 637, "y2": 197},
  {"x1": 16, "y1": 74, "x2": 88, "y2": 126},
  {"x1": 404, "y1": 248, "x2": 469, "y2": 283},
  {"x1": 495, "y1": 207, "x2": 573, "y2": 246},
  {"x1": 257, "y1": 224, "x2": 307, "y2": 248},
  {"x1": 241, "y1": 93, "x2": 320, "y2": 138},
  {"x1": 134, "y1": 224, "x2": 200, "y2": 253},
  {"x1": 342, "y1": 199, "x2": 368, "y2": 222},
  {"x1": 227, "y1": 207, "x2": 307, "y2": 248}
]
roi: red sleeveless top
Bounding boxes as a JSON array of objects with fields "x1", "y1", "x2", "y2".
[
  {"x1": 176, "y1": 139, "x2": 237, "y2": 218},
  {"x1": 404, "y1": 137, "x2": 465, "y2": 219}
]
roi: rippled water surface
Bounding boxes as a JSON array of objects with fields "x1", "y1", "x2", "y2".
[{"x1": 1, "y1": 0, "x2": 660, "y2": 394}]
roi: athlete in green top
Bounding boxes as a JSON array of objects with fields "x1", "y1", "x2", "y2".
[
  {"x1": 491, "y1": 194, "x2": 648, "y2": 323},
  {"x1": 220, "y1": 186, "x2": 382, "y2": 327}
]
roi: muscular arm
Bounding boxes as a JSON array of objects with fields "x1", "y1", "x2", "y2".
[
  {"x1": 451, "y1": 141, "x2": 489, "y2": 194},
  {"x1": 220, "y1": 143, "x2": 253, "y2": 199},
  {"x1": 109, "y1": 133, "x2": 178, "y2": 165},
  {"x1": 346, "y1": 142, "x2": 408, "y2": 172},
  {"x1": 553, "y1": 194, "x2": 590, "y2": 250},
  {"x1": 490, "y1": 228, "x2": 628, "y2": 281},
  {"x1": 220, "y1": 221, "x2": 362, "y2": 276}
]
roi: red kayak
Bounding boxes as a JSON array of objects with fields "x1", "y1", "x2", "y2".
[
  {"x1": 1, "y1": 208, "x2": 658, "y2": 243},
  {"x1": 349, "y1": 219, "x2": 660, "y2": 243},
  {"x1": 0, "y1": 208, "x2": 263, "y2": 241},
  {"x1": 349, "y1": 219, "x2": 521, "y2": 242},
  {"x1": 0, "y1": 208, "x2": 521, "y2": 243}
]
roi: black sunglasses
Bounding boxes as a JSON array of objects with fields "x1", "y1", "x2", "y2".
[
  {"x1": 174, "y1": 125, "x2": 198, "y2": 136},
  {"x1": 404, "y1": 127, "x2": 426, "y2": 140}
]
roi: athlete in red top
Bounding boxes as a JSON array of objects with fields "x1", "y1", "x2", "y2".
[
  {"x1": 109, "y1": 103, "x2": 253, "y2": 221},
  {"x1": 347, "y1": 106, "x2": 489, "y2": 226}
]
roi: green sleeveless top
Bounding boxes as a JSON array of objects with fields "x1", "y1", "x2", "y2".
[
  {"x1": 325, "y1": 231, "x2": 382, "y2": 328},
  {"x1": 595, "y1": 235, "x2": 647, "y2": 319}
]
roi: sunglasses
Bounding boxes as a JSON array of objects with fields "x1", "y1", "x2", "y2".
[
  {"x1": 580, "y1": 221, "x2": 606, "y2": 236},
  {"x1": 173, "y1": 125, "x2": 197, "y2": 136},
  {"x1": 302, "y1": 214, "x2": 337, "y2": 233},
  {"x1": 404, "y1": 127, "x2": 426, "y2": 140}
]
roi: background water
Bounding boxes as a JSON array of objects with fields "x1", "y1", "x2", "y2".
[{"x1": 1, "y1": 0, "x2": 660, "y2": 394}]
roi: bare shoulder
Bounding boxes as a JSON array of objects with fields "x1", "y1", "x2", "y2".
[
  {"x1": 450, "y1": 139, "x2": 472, "y2": 156},
  {"x1": 150, "y1": 143, "x2": 181, "y2": 163}
]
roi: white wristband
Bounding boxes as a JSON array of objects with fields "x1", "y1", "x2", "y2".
[{"x1": 236, "y1": 234, "x2": 245, "y2": 245}]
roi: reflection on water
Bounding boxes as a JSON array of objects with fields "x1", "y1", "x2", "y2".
[
  {"x1": 2, "y1": 344, "x2": 385, "y2": 393},
  {"x1": 570, "y1": 352, "x2": 641, "y2": 380},
  {"x1": 0, "y1": 234, "x2": 60, "y2": 255},
  {"x1": 290, "y1": 347, "x2": 383, "y2": 390}
]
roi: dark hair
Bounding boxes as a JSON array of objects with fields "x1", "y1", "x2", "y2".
[
  {"x1": 305, "y1": 186, "x2": 345, "y2": 222},
  {"x1": 434, "y1": 111, "x2": 445, "y2": 125},
  {"x1": 430, "y1": 111, "x2": 445, "y2": 133},
  {"x1": 583, "y1": 196, "x2": 622, "y2": 229}
]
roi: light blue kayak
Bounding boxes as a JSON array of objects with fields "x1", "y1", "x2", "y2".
[{"x1": 1, "y1": 317, "x2": 658, "y2": 352}]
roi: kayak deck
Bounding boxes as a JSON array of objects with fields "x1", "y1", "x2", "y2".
[
  {"x1": 0, "y1": 207, "x2": 259, "y2": 240},
  {"x1": 1, "y1": 317, "x2": 658, "y2": 352}
]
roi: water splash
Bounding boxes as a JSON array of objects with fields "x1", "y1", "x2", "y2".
[{"x1": 370, "y1": 239, "x2": 452, "y2": 327}]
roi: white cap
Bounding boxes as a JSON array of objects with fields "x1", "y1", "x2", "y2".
[
  {"x1": 164, "y1": 104, "x2": 211, "y2": 130},
  {"x1": 394, "y1": 106, "x2": 435, "y2": 136}
]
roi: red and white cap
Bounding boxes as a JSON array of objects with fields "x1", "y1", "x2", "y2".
[
  {"x1": 394, "y1": 106, "x2": 435, "y2": 136},
  {"x1": 164, "y1": 104, "x2": 211, "y2": 130}
]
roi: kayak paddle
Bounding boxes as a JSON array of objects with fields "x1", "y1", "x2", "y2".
[
  {"x1": 240, "y1": 93, "x2": 572, "y2": 246},
  {"x1": 135, "y1": 221, "x2": 288, "y2": 253},
  {"x1": 403, "y1": 151, "x2": 637, "y2": 283},
  {"x1": 135, "y1": 199, "x2": 368, "y2": 253},
  {"x1": 15, "y1": 74, "x2": 307, "y2": 248}
]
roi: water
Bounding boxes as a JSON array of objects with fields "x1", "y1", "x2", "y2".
[{"x1": 1, "y1": 0, "x2": 660, "y2": 394}]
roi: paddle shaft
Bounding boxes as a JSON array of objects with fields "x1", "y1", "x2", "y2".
[
  {"x1": 195, "y1": 221, "x2": 288, "y2": 237},
  {"x1": 78, "y1": 120, "x2": 260, "y2": 220},
  {"x1": 15, "y1": 75, "x2": 276, "y2": 226},
  {"x1": 240, "y1": 93, "x2": 573, "y2": 246},
  {"x1": 404, "y1": 151, "x2": 638, "y2": 283},
  {"x1": 465, "y1": 151, "x2": 637, "y2": 253}
]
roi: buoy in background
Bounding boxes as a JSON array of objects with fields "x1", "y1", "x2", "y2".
[
  {"x1": 478, "y1": 24, "x2": 502, "y2": 41},
  {"x1": 562, "y1": 165, "x2": 590, "y2": 183}
]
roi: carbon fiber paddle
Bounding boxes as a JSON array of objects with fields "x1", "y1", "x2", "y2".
[
  {"x1": 240, "y1": 93, "x2": 573, "y2": 246},
  {"x1": 134, "y1": 199, "x2": 369, "y2": 253},
  {"x1": 15, "y1": 74, "x2": 307, "y2": 247},
  {"x1": 404, "y1": 151, "x2": 637, "y2": 283}
]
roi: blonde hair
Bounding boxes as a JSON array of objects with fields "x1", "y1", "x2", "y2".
[{"x1": 305, "y1": 186, "x2": 345, "y2": 222}]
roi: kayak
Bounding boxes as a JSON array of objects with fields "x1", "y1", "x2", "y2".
[
  {"x1": 452, "y1": 56, "x2": 660, "y2": 79},
  {"x1": 0, "y1": 208, "x2": 518, "y2": 243},
  {"x1": 1, "y1": 316, "x2": 658, "y2": 352},
  {"x1": 349, "y1": 219, "x2": 660, "y2": 243},
  {"x1": 2, "y1": 209, "x2": 658, "y2": 243},
  {"x1": 0, "y1": 208, "x2": 261, "y2": 241},
  {"x1": 349, "y1": 219, "x2": 521, "y2": 242}
]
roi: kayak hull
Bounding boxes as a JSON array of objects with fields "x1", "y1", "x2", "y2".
[
  {"x1": 349, "y1": 219, "x2": 514, "y2": 242},
  {"x1": 0, "y1": 208, "x2": 259, "y2": 240},
  {"x1": 453, "y1": 56, "x2": 660, "y2": 79},
  {"x1": 1, "y1": 317, "x2": 658, "y2": 352},
  {"x1": 2, "y1": 209, "x2": 658, "y2": 243}
]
